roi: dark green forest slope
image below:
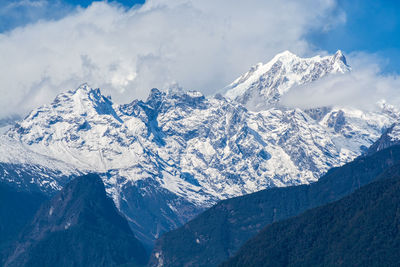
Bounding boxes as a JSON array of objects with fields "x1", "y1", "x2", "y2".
[
  {"x1": 0, "y1": 183, "x2": 47, "y2": 263},
  {"x1": 3, "y1": 174, "x2": 148, "y2": 267},
  {"x1": 223, "y1": 163, "x2": 400, "y2": 267}
]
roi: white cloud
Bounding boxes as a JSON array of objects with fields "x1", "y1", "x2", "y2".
[
  {"x1": 0, "y1": 0, "x2": 344, "y2": 117},
  {"x1": 280, "y1": 52, "x2": 400, "y2": 110}
]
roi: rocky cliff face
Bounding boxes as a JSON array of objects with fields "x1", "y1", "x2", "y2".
[{"x1": 367, "y1": 123, "x2": 400, "y2": 155}]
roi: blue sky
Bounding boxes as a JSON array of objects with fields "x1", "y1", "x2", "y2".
[
  {"x1": 307, "y1": 0, "x2": 400, "y2": 74},
  {"x1": 65, "y1": 0, "x2": 144, "y2": 7},
  {"x1": 0, "y1": 0, "x2": 144, "y2": 32}
]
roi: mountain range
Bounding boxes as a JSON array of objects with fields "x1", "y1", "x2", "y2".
[{"x1": 1, "y1": 50, "x2": 399, "y2": 248}]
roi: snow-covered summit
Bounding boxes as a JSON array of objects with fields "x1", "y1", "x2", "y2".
[{"x1": 224, "y1": 50, "x2": 350, "y2": 110}]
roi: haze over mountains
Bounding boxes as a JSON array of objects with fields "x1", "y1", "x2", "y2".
[{"x1": 1, "y1": 50, "x2": 399, "y2": 251}]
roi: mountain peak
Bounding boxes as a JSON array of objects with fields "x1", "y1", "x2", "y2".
[
  {"x1": 62, "y1": 173, "x2": 106, "y2": 200},
  {"x1": 7, "y1": 83, "x2": 122, "y2": 149},
  {"x1": 65, "y1": 83, "x2": 104, "y2": 103},
  {"x1": 74, "y1": 82, "x2": 91, "y2": 91},
  {"x1": 224, "y1": 50, "x2": 351, "y2": 109},
  {"x1": 60, "y1": 84, "x2": 119, "y2": 117},
  {"x1": 333, "y1": 49, "x2": 348, "y2": 66},
  {"x1": 334, "y1": 49, "x2": 344, "y2": 57},
  {"x1": 272, "y1": 50, "x2": 298, "y2": 60},
  {"x1": 146, "y1": 88, "x2": 165, "y2": 110}
]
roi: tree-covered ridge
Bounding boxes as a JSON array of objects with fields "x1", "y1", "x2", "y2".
[
  {"x1": 3, "y1": 174, "x2": 148, "y2": 267},
  {"x1": 0, "y1": 183, "x2": 47, "y2": 264},
  {"x1": 223, "y1": 163, "x2": 400, "y2": 267}
]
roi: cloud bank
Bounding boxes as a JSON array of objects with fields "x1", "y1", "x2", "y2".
[
  {"x1": 280, "y1": 52, "x2": 400, "y2": 110},
  {"x1": 0, "y1": 0, "x2": 344, "y2": 117}
]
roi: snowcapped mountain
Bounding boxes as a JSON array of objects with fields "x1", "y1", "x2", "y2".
[
  {"x1": 1, "y1": 51, "x2": 398, "y2": 246},
  {"x1": 225, "y1": 50, "x2": 349, "y2": 110},
  {"x1": 223, "y1": 50, "x2": 398, "y2": 156}
]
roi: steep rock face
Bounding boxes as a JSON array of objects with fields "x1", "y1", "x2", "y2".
[
  {"x1": 224, "y1": 50, "x2": 350, "y2": 109},
  {"x1": 222, "y1": 163, "x2": 400, "y2": 267},
  {"x1": 149, "y1": 145, "x2": 400, "y2": 267},
  {"x1": 4, "y1": 174, "x2": 147, "y2": 267},
  {"x1": 1, "y1": 52, "x2": 398, "y2": 247},
  {"x1": 367, "y1": 122, "x2": 400, "y2": 155}
]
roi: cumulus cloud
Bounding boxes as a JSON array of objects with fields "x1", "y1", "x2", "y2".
[
  {"x1": 0, "y1": 0, "x2": 344, "y2": 117},
  {"x1": 280, "y1": 52, "x2": 400, "y2": 110}
]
